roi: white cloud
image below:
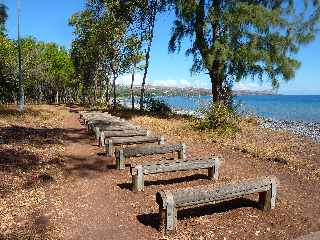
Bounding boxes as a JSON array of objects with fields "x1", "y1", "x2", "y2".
[
  {"x1": 117, "y1": 74, "x2": 273, "y2": 92},
  {"x1": 150, "y1": 78, "x2": 192, "y2": 88},
  {"x1": 233, "y1": 81, "x2": 271, "y2": 91},
  {"x1": 116, "y1": 73, "x2": 193, "y2": 88},
  {"x1": 116, "y1": 73, "x2": 144, "y2": 86}
]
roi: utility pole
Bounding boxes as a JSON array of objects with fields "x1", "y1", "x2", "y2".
[{"x1": 17, "y1": 0, "x2": 24, "y2": 112}]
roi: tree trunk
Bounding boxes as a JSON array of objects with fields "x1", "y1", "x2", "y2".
[
  {"x1": 105, "y1": 75, "x2": 110, "y2": 104},
  {"x1": 94, "y1": 77, "x2": 98, "y2": 104},
  {"x1": 112, "y1": 75, "x2": 117, "y2": 108},
  {"x1": 209, "y1": 69, "x2": 225, "y2": 103},
  {"x1": 131, "y1": 66, "x2": 135, "y2": 110},
  {"x1": 55, "y1": 91, "x2": 59, "y2": 104},
  {"x1": 140, "y1": 0, "x2": 157, "y2": 111}
]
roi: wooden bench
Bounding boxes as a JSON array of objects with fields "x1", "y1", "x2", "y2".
[
  {"x1": 79, "y1": 111, "x2": 104, "y2": 119},
  {"x1": 94, "y1": 125, "x2": 142, "y2": 143},
  {"x1": 80, "y1": 112, "x2": 111, "y2": 123},
  {"x1": 87, "y1": 118, "x2": 125, "y2": 132},
  {"x1": 115, "y1": 144, "x2": 186, "y2": 170},
  {"x1": 105, "y1": 135, "x2": 165, "y2": 157},
  {"x1": 130, "y1": 157, "x2": 220, "y2": 192},
  {"x1": 99, "y1": 129, "x2": 149, "y2": 147},
  {"x1": 156, "y1": 176, "x2": 278, "y2": 233}
]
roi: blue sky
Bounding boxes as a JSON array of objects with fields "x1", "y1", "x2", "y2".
[{"x1": 4, "y1": 0, "x2": 320, "y2": 94}]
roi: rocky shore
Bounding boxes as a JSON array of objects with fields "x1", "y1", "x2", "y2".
[
  {"x1": 175, "y1": 108, "x2": 320, "y2": 143},
  {"x1": 119, "y1": 101, "x2": 320, "y2": 143},
  {"x1": 258, "y1": 118, "x2": 320, "y2": 143}
]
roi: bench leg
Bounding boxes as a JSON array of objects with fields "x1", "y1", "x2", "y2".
[
  {"x1": 159, "y1": 206, "x2": 177, "y2": 234},
  {"x1": 116, "y1": 150, "x2": 125, "y2": 170},
  {"x1": 158, "y1": 136, "x2": 165, "y2": 145},
  {"x1": 259, "y1": 177, "x2": 277, "y2": 211},
  {"x1": 132, "y1": 167, "x2": 144, "y2": 192},
  {"x1": 178, "y1": 144, "x2": 186, "y2": 160},
  {"x1": 94, "y1": 127, "x2": 100, "y2": 141},
  {"x1": 159, "y1": 205, "x2": 166, "y2": 232},
  {"x1": 105, "y1": 139, "x2": 113, "y2": 157},
  {"x1": 258, "y1": 190, "x2": 272, "y2": 211},
  {"x1": 208, "y1": 165, "x2": 219, "y2": 180},
  {"x1": 100, "y1": 132, "x2": 105, "y2": 147}
]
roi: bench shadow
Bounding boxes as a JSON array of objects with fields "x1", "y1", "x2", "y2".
[
  {"x1": 106, "y1": 163, "x2": 131, "y2": 170},
  {"x1": 117, "y1": 174, "x2": 208, "y2": 190},
  {"x1": 137, "y1": 198, "x2": 258, "y2": 230}
]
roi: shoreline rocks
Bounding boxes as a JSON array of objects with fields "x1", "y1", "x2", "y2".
[
  {"x1": 258, "y1": 118, "x2": 320, "y2": 143},
  {"x1": 119, "y1": 101, "x2": 320, "y2": 143},
  {"x1": 173, "y1": 108, "x2": 320, "y2": 143}
]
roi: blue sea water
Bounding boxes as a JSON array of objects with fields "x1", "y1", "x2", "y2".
[{"x1": 159, "y1": 95, "x2": 320, "y2": 123}]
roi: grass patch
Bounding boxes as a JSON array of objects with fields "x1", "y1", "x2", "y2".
[{"x1": 193, "y1": 102, "x2": 240, "y2": 135}]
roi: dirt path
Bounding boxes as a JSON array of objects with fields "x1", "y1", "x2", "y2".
[
  {"x1": 44, "y1": 109, "x2": 320, "y2": 240},
  {"x1": 45, "y1": 110, "x2": 159, "y2": 240}
]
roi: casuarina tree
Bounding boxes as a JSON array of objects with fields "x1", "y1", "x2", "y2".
[{"x1": 169, "y1": 0, "x2": 320, "y2": 103}]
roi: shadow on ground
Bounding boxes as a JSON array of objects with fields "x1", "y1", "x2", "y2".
[
  {"x1": 117, "y1": 174, "x2": 209, "y2": 190},
  {"x1": 137, "y1": 198, "x2": 259, "y2": 230}
]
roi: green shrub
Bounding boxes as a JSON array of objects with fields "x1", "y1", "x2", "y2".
[
  {"x1": 194, "y1": 102, "x2": 240, "y2": 134},
  {"x1": 144, "y1": 97, "x2": 172, "y2": 116}
]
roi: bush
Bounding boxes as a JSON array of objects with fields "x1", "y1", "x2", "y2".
[
  {"x1": 194, "y1": 102, "x2": 240, "y2": 134},
  {"x1": 144, "y1": 97, "x2": 172, "y2": 116}
]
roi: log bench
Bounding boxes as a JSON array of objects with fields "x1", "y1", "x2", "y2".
[
  {"x1": 130, "y1": 157, "x2": 220, "y2": 192},
  {"x1": 115, "y1": 144, "x2": 186, "y2": 170},
  {"x1": 80, "y1": 112, "x2": 111, "y2": 123},
  {"x1": 87, "y1": 118, "x2": 126, "y2": 132},
  {"x1": 94, "y1": 125, "x2": 142, "y2": 143},
  {"x1": 104, "y1": 135, "x2": 165, "y2": 157},
  {"x1": 156, "y1": 176, "x2": 278, "y2": 233},
  {"x1": 99, "y1": 129, "x2": 149, "y2": 147},
  {"x1": 79, "y1": 111, "x2": 105, "y2": 119}
]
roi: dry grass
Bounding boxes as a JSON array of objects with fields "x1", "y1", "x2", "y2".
[
  {"x1": 0, "y1": 105, "x2": 67, "y2": 239},
  {"x1": 130, "y1": 114, "x2": 320, "y2": 181}
]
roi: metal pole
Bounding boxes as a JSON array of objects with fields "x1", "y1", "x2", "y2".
[{"x1": 17, "y1": 0, "x2": 24, "y2": 112}]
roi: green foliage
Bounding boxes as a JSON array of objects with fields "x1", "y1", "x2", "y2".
[
  {"x1": 70, "y1": 0, "x2": 146, "y2": 105},
  {"x1": 0, "y1": 36, "x2": 18, "y2": 102},
  {"x1": 0, "y1": 3, "x2": 7, "y2": 35},
  {"x1": 0, "y1": 35, "x2": 77, "y2": 104},
  {"x1": 144, "y1": 97, "x2": 172, "y2": 116},
  {"x1": 169, "y1": 0, "x2": 320, "y2": 102},
  {"x1": 194, "y1": 102, "x2": 240, "y2": 135}
]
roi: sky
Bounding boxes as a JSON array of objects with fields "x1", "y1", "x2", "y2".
[{"x1": 3, "y1": 0, "x2": 320, "y2": 95}]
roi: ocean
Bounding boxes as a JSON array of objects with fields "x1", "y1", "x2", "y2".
[{"x1": 159, "y1": 95, "x2": 320, "y2": 123}]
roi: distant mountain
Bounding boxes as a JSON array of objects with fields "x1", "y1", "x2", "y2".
[{"x1": 118, "y1": 84, "x2": 276, "y2": 97}]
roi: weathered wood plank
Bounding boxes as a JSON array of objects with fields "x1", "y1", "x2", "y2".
[
  {"x1": 156, "y1": 176, "x2": 278, "y2": 233},
  {"x1": 102, "y1": 130, "x2": 148, "y2": 138},
  {"x1": 122, "y1": 144, "x2": 185, "y2": 158},
  {"x1": 114, "y1": 144, "x2": 186, "y2": 170},
  {"x1": 104, "y1": 135, "x2": 165, "y2": 157},
  {"x1": 94, "y1": 124, "x2": 143, "y2": 144},
  {"x1": 130, "y1": 157, "x2": 221, "y2": 192},
  {"x1": 107, "y1": 135, "x2": 163, "y2": 145},
  {"x1": 99, "y1": 130, "x2": 149, "y2": 147}
]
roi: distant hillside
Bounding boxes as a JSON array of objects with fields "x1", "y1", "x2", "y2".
[{"x1": 117, "y1": 84, "x2": 276, "y2": 97}]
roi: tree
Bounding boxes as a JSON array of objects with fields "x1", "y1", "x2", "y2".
[
  {"x1": 139, "y1": 0, "x2": 158, "y2": 110},
  {"x1": 169, "y1": 0, "x2": 320, "y2": 103},
  {"x1": 70, "y1": 0, "x2": 146, "y2": 108},
  {"x1": 0, "y1": 36, "x2": 18, "y2": 103},
  {"x1": 0, "y1": 3, "x2": 7, "y2": 35}
]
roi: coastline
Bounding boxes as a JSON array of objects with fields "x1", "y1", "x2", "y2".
[
  {"x1": 119, "y1": 99, "x2": 320, "y2": 143},
  {"x1": 173, "y1": 107, "x2": 320, "y2": 143},
  {"x1": 258, "y1": 118, "x2": 320, "y2": 143}
]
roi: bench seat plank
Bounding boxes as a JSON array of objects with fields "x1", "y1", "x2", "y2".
[
  {"x1": 156, "y1": 176, "x2": 278, "y2": 233},
  {"x1": 114, "y1": 144, "x2": 186, "y2": 170},
  {"x1": 130, "y1": 157, "x2": 220, "y2": 192},
  {"x1": 105, "y1": 135, "x2": 165, "y2": 156}
]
